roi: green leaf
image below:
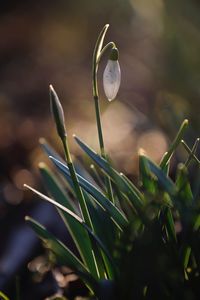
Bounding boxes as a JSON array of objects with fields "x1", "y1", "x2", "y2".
[
  {"x1": 25, "y1": 216, "x2": 97, "y2": 293},
  {"x1": 40, "y1": 139, "x2": 121, "y2": 278},
  {"x1": 163, "y1": 162, "x2": 170, "y2": 175},
  {"x1": 182, "y1": 139, "x2": 200, "y2": 167},
  {"x1": 193, "y1": 214, "x2": 200, "y2": 231},
  {"x1": 185, "y1": 138, "x2": 200, "y2": 167},
  {"x1": 40, "y1": 138, "x2": 63, "y2": 161},
  {"x1": 175, "y1": 165, "x2": 194, "y2": 270},
  {"x1": 180, "y1": 245, "x2": 191, "y2": 269},
  {"x1": 139, "y1": 154, "x2": 176, "y2": 242},
  {"x1": 74, "y1": 135, "x2": 143, "y2": 212},
  {"x1": 49, "y1": 156, "x2": 128, "y2": 230},
  {"x1": 39, "y1": 163, "x2": 100, "y2": 279},
  {"x1": 175, "y1": 163, "x2": 193, "y2": 207},
  {"x1": 0, "y1": 291, "x2": 9, "y2": 300},
  {"x1": 87, "y1": 194, "x2": 118, "y2": 253},
  {"x1": 83, "y1": 190, "x2": 118, "y2": 279},
  {"x1": 181, "y1": 214, "x2": 200, "y2": 270},
  {"x1": 139, "y1": 153, "x2": 157, "y2": 195},
  {"x1": 160, "y1": 119, "x2": 189, "y2": 169},
  {"x1": 39, "y1": 163, "x2": 76, "y2": 212},
  {"x1": 24, "y1": 185, "x2": 117, "y2": 277},
  {"x1": 162, "y1": 207, "x2": 177, "y2": 243},
  {"x1": 143, "y1": 156, "x2": 176, "y2": 197}
]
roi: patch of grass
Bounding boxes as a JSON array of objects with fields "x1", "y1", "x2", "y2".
[{"x1": 25, "y1": 25, "x2": 200, "y2": 300}]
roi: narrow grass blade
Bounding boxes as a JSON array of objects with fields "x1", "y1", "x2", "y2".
[
  {"x1": 182, "y1": 139, "x2": 200, "y2": 167},
  {"x1": 90, "y1": 164, "x2": 105, "y2": 189},
  {"x1": 39, "y1": 163, "x2": 100, "y2": 279},
  {"x1": 25, "y1": 216, "x2": 97, "y2": 292},
  {"x1": 143, "y1": 156, "x2": 176, "y2": 196},
  {"x1": 24, "y1": 185, "x2": 117, "y2": 277},
  {"x1": 41, "y1": 138, "x2": 94, "y2": 242},
  {"x1": 74, "y1": 135, "x2": 143, "y2": 211},
  {"x1": 39, "y1": 163, "x2": 77, "y2": 212},
  {"x1": 180, "y1": 245, "x2": 191, "y2": 270},
  {"x1": 160, "y1": 119, "x2": 189, "y2": 169},
  {"x1": 175, "y1": 165, "x2": 194, "y2": 269},
  {"x1": 139, "y1": 153, "x2": 157, "y2": 195},
  {"x1": 83, "y1": 190, "x2": 118, "y2": 279},
  {"x1": 139, "y1": 153, "x2": 176, "y2": 240},
  {"x1": 40, "y1": 156, "x2": 112, "y2": 278},
  {"x1": 175, "y1": 164, "x2": 193, "y2": 207},
  {"x1": 185, "y1": 138, "x2": 200, "y2": 167},
  {"x1": 162, "y1": 207, "x2": 177, "y2": 243},
  {"x1": 0, "y1": 292, "x2": 9, "y2": 300},
  {"x1": 40, "y1": 137, "x2": 64, "y2": 162},
  {"x1": 49, "y1": 156, "x2": 128, "y2": 230},
  {"x1": 176, "y1": 164, "x2": 194, "y2": 270}
]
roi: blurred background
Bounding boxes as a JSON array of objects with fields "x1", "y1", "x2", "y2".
[{"x1": 0, "y1": 0, "x2": 200, "y2": 298}]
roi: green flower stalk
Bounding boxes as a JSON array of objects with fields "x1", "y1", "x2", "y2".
[
  {"x1": 92, "y1": 24, "x2": 120, "y2": 202},
  {"x1": 49, "y1": 84, "x2": 91, "y2": 227}
]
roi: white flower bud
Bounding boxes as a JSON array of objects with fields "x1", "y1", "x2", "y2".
[{"x1": 103, "y1": 48, "x2": 121, "y2": 101}]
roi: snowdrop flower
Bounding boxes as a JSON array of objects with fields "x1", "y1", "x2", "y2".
[{"x1": 103, "y1": 48, "x2": 121, "y2": 101}]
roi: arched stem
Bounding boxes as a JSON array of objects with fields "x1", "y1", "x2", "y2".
[{"x1": 92, "y1": 33, "x2": 115, "y2": 202}]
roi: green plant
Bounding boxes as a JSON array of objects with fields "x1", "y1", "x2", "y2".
[
  {"x1": 25, "y1": 25, "x2": 200, "y2": 300},
  {"x1": 0, "y1": 291, "x2": 9, "y2": 300}
]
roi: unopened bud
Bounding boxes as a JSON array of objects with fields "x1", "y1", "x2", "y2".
[{"x1": 49, "y1": 85, "x2": 66, "y2": 140}]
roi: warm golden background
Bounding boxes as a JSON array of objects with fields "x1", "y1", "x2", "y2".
[{"x1": 0, "y1": 0, "x2": 200, "y2": 298}]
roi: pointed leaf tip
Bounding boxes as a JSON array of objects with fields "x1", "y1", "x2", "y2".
[
  {"x1": 39, "y1": 137, "x2": 46, "y2": 145},
  {"x1": 38, "y1": 162, "x2": 46, "y2": 169}
]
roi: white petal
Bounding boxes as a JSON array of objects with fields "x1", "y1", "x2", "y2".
[{"x1": 103, "y1": 60, "x2": 121, "y2": 101}]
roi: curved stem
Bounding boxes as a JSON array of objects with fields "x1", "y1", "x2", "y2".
[
  {"x1": 92, "y1": 41, "x2": 115, "y2": 202},
  {"x1": 92, "y1": 24, "x2": 109, "y2": 98},
  {"x1": 97, "y1": 42, "x2": 116, "y2": 65},
  {"x1": 92, "y1": 42, "x2": 116, "y2": 153}
]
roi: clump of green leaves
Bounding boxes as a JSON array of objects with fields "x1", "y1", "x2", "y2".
[{"x1": 25, "y1": 25, "x2": 200, "y2": 300}]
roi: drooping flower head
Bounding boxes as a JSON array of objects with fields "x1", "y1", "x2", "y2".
[{"x1": 103, "y1": 47, "x2": 121, "y2": 101}]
